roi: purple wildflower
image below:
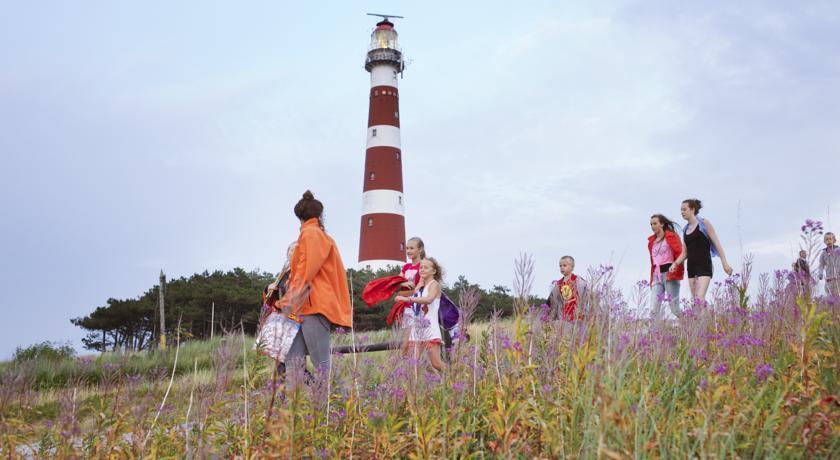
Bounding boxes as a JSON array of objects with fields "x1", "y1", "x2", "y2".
[
  {"x1": 724, "y1": 334, "x2": 765, "y2": 348},
  {"x1": 801, "y1": 219, "x2": 823, "y2": 234},
  {"x1": 390, "y1": 387, "x2": 405, "y2": 400},
  {"x1": 689, "y1": 348, "x2": 709, "y2": 361},
  {"x1": 424, "y1": 372, "x2": 442, "y2": 384},
  {"x1": 367, "y1": 410, "x2": 386, "y2": 422},
  {"x1": 617, "y1": 334, "x2": 630, "y2": 353},
  {"x1": 539, "y1": 304, "x2": 551, "y2": 322},
  {"x1": 749, "y1": 311, "x2": 769, "y2": 321},
  {"x1": 713, "y1": 363, "x2": 729, "y2": 375},
  {"x1": 754, "y1": 363, "x2": 773, "y2": 382}
]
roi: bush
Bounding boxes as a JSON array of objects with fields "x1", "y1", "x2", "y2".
[{"x1": 13, "y1": 341, "x2": 75, "y2": 363}]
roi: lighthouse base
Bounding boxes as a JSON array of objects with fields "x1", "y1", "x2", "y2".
[{"x1": 358, "y1": 259, "x2": 404, "y2": 274}]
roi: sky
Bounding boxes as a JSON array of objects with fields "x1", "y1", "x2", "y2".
[{"x1": 1, "y1": 1, "x2": 838, "y2": 359}]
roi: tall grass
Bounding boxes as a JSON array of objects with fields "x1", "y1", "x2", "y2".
[
  {"x1": 1, "y1": 236, "x2": 838, "y2": 457},
  {"x1": 0, "y1": 336, "x2": 247, "y2": 391}
]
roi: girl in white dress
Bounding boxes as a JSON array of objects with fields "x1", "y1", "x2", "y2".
[{"x1": 395, "y1": 257, "x2": 445, "y2": 372}]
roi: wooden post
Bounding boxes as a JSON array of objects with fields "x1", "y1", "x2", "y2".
[
  {"x1": 210, "y1": 301, "x2": 215, "y2": 340},
  {"x1": 159, "y1": 270, "x2": 166, "y2": 351}
]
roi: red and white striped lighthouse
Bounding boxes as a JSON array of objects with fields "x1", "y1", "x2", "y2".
[{"x1": 358, "y1": 15, "x2": 406, "y2": 269}]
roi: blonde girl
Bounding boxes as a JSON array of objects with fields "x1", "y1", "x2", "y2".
[{"x1": 395, "y1": 257, "x2": 445, "y2": 372}]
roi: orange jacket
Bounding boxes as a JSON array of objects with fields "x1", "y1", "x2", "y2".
[{"x1": 281, "y1": 218, "x2": 353, "y2": 327}]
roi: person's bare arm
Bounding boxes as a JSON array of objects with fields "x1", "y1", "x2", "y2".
[
  {"x1": 395, "y1": 281, "x2": 440, "y2": 304},
  {"x1": 704, "y1": 218, "x2": 733, "y2": 275}
]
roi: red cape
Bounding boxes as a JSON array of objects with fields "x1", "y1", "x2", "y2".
[
  {"x1": 362, "y1": 275, "x2": 408, "y2": 307},
  {"x1": 362, "y1": 275, "x2": 415, "y2": 327}
]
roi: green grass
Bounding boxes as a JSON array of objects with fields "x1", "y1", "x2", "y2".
[
  {"x1": 1, "y1": 289, "x2": 837, "y2": 458},
  {"x1": 1, "y1": 336, "x2": 254, "y2": 391}
]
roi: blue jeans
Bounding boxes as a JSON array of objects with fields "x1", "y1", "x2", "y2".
[{"x1": 650, "y1": 277, "x2": 681, "y2": 319}]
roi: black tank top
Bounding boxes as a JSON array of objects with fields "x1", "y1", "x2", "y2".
[
  {"x1": 685, "y1": 226, "x2": 713, "y2": 275},
  {"x1": 685, "y1": 226, "x2": 709, "y2": 253}
]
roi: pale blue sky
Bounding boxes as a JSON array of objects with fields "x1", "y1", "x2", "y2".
[{"x1": 1, "y1": 1, "x2": 838, "y2": 358}]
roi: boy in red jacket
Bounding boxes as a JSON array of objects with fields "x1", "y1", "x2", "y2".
[{"x1": 548, "y1": 256, "x2": 587, "y2": 321}]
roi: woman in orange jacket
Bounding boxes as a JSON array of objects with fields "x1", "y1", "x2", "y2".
[{"x1": 277, "y1": 191, "x2": 353, "y2": 376}]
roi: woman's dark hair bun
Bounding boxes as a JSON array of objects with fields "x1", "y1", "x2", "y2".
[
  {"x1": 682, "y1": 198, "x2": 703, "y2": 214},
  {"x1": 295, "y1": 190, "x2": 324, "y2": 222}
]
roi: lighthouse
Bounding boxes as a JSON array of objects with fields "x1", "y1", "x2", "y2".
[{"x1": 358, "y1": 14, "x2": 407, "y2": 269}]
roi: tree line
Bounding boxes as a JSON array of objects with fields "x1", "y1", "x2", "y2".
[{"x1": 71, "y1": 267, "x2": 522, "y2": 352}]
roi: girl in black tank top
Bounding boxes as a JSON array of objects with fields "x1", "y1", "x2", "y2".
[
  {"x1": 671, "y1": 198, "x2": 734, "y2": 303},
  {"x1": 684, "y1": 226, "x2": 713, "y2": 278}
]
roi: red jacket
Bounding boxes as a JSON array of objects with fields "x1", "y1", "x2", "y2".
[
  {"x1": 360, "y1": 275, "x2": 414, "y2": 326},
  {"x1": 362, "y1": 275, "x2": 408, "y2": 307},
  {"x1": 648, "y1": 230, "x2": 684, "y2": 284}
]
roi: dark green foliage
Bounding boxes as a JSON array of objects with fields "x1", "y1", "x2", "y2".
[
  {"x1": 71, "y1": 268, "x2": 274, "y2": 352},
  {"x1": 71, "y1": 267, "x2": 525, "y2": 351},
  {"x1": 446, "y1": 275, "x2": 518, "y2": 318},
  {"x1": 13, "y1": 341, "x2": 76, "y2": 363}
]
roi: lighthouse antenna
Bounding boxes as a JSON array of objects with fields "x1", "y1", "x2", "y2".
[{"x1": 366, "y1": 13, "x2": 404, "y2": 22}]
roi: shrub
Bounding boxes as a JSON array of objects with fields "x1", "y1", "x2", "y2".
[{"x1": 12, "y1": 341, "x2": 75, "y2": 363}]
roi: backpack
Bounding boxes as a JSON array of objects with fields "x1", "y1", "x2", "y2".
[{"x1": 439, "y1": 292, "x2": 461, "y2": 331}]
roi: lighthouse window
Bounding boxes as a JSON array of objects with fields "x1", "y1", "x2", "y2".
[
  {"x1": 374, "y1": 90, "x2": 379, "y2": 96},
  {"x1": 367, "y1": 218, "x2": 374, "y2": 227},
  {"x1": 394, "y1": 111, "x2": 399, "y2": 119},
  {"x1": 400, "y1": 243, "x2": 405, "y2": 252},
  {"x1": 372, "y1": 128, "x2": 377, "y2": 137},
  {"x1": 398, "y1": 196, "x2": 403, "y2": 205},
  {"x1": 395, "y1": 152, "x2": 400, "y2": 160},
  {"x1": 369, "y1": 172, "x2": 375, "y2": 181}
]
